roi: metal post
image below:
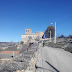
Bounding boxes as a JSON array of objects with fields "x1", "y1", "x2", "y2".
[
  {"x1": 50, "y1": 30, "x2": 51, "y2": 42},
  {"x1": 41, "y1": 47, "x2": 43, "y2": 72}
]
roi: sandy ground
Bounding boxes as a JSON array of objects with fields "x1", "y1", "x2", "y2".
[{"x1": 36, "y1": 43, "x2": 72, "y2": 72}]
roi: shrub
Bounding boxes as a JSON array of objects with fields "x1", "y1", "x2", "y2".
[{"x1": 65, "y1": 47, "x2": 72, "y2": 53}]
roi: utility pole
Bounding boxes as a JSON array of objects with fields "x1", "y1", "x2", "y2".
[
  {"x1": 54, "y1": 22, "x2": 56, "y2": 43},
  {"x1": 50, "y1": 30, "x2": 51, "y2": 42}
]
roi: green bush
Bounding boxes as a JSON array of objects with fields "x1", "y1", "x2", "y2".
[{"x1": 65, "y1": 47, "x2": 72, "y2": 53}]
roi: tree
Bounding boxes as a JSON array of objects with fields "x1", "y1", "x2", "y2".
[
  {"x1": 42, "y1": 34, "x2": 45, "y2": 39},
  {"x1": 68, "y1": 35, "x2": 72, "y2": 38},
  {"x1": 58, "y1": 35, "x2": 65, "y2": 38},
  {"x1": 45, "y1": 26, "x2": 55, "y2": 38},
  {"x1": 27, "y1": 36, "x2": 32, "y2": 43},
  {"x1": 35, "y1": 36, "x2": 40, "y2": 41},
  {"x1": 28, "y1": 36, "x2": 32, "y2": 40}
]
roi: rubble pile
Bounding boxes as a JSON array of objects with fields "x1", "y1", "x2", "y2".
[
  {"x1": 13, "y1": 43, "x2": 38, "y2": 70},
  {"x1": 0, "y1": 43, "x2": 38, "y2": 71}
]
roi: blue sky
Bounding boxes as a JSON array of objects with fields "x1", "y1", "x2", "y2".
[{"x1": 0, "y1": 0, "x2": 72, "y2": 42}]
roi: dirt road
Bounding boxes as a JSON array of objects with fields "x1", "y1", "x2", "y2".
[{"x1": 36, "y1": 43, "x2": 72, "y2": 72}]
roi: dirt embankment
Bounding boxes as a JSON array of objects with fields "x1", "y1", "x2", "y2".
[{"x1": 45, "y1": 38, "x2": 72, "y2": 53}]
